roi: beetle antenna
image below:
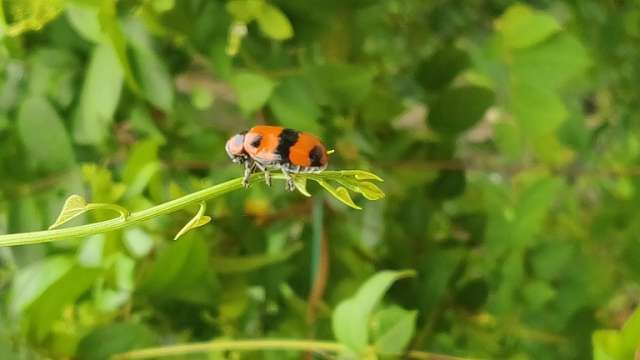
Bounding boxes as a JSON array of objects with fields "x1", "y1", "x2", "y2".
[{"x1": 326, "y1": 149, "x2": 335, "y2": 155}]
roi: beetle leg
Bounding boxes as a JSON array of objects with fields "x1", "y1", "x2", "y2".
[
  {"x1": 243, "y1": 160, "x2": 255, "y2": 188},
  {"x1": 254, "y1": 162, "x2": 272, "y2": 187},
  {"x1": 281, "y1": 167, "x2": 295, "y2": 191}
]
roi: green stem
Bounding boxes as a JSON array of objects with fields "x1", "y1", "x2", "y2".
[
  {"x1": 0, "y1": 173, "x2": 277, "y2": 247},
  {"x1": 112, "y1": 338, "x2": 476, "y2": 360}
]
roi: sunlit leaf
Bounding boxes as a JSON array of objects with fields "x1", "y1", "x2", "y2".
[
  {"x1": 48, "y1": 194, "x2": 89, "y2": 230},
  {"x1": 332, "y1": 270, "x2": 416, "y2": 353},
  {"x1": 174, "y1": 202, "x2": 211, "y2": 240},
  {"x1": 293, "y1": 176, "x2": 312, "y2": 197},
  {"x1": 316, "y1": 180, "x2": 361, "y2": 210},
  {"x1": 256, "y1": 3, "x2": 293, "y2": 40},
  {"x1": 372, "y1": 306, "x2": 417, "y2": 355}
]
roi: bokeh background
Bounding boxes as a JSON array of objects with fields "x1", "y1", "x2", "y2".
[{"x1": 1, "y1": 0, "x2": 639, "y2": 359}]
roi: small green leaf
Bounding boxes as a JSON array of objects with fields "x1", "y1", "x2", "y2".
[
  {"x1": 332, "y1": 270, "x2": 416, "y2": 354},
  {"x1": 495, "y1": 4, "x2": 561, "y2": 49},
  {"x1": 316, "y1": 180, "x2": 361, "y2": 210},
  {"x1": 174, "y1": 202, "x2": 211, "y2": 240},
  {"x1": 226, "y1": 0, "x2": 262, "y2": 22},
  {"x1": 230, "y1": 71, "x2": 276, "y2": 115},
  {"x1": 17, "y1": 96, "x2": 75, "y2": 171},
  {"x1": 256, "y1": 3, "x2": 293, "y2": 40},
  {"x1": 73, "y1": 42, "x2": 123, "y2": 145},
  {"x1": 357, "y1": 182, "x2": 385, "y2": 201},
  {"x1": 428, "y1": 86, "x2": 495, "y2": 136},
  {"x1": 48, "y1": 194, "x2": 89, "y2": 230},
  {"x1": 372, "y1": 306, "x2": 418, "y2": 355},
  {"x1": 340, "y1": 170, "x2": 384, "y2": 182},
  {"x1": 293, "y1": 176, "x2": 312, "y2": 197}
]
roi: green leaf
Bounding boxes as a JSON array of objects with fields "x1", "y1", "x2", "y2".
[
  {"x1": 510, "y1": 81, "x2": 567, "y2": 137},
  {"x1": 226, "y1": 0, "x2": 263, "y2": 22},
  {"x1": 139, "y1": 237, "x2": 218, "y2": 305},
  {"x1": 372, "y1": 306, "x2": 417, "y2": 355},
  {"x1": 428, "y1": 86, "x2": 494, "y2": 136},
  {"x1": 48, "y1": 194, "x2": 129, "y2": 229},
  {"x1": 23, "y1": 260, "x2": 100, "y2": 341},
  {"x1": 123, "y1": 227, "x2": 154, "y2": 258},
  {"x1": 332, "y1": 270, "x2": 415, "y2": 354},
  {"x1": 316, "y1": 180, "x2": 361, "y2": 210},
  {"x1": 73, "y1": 42, "x2": 123, "y2": 145},
  {"x1": 621, "y1": 308, "x2": 640, "y2": 352},
  {"x1": 125, "y1": 19, "x2": 174, "y2": 111},
  {"x1": 307, "y1": 64, "x2": 375, "y2": 110},
  {"x1": 211, "y1": 242, "x2": 303, "y2": 273},
  {"x1": 48, "y1": 194, "x2": 88, "y2": 230},
  {"x1": 174, "y1": 202, "x2": 211, "y2": 240},
  {"x1": 17, "y1": 96, "x2": 75, "y2": 171},
  {"x1": 8, "y1": 256, "x2": 74, "y2": 316},
  {"x1": 66, "y1": 4, "x2": 102, "y2": 42},
  {"x1": 416, "y1": 46, "x2": 470, "y2": 91},
  {"x1": 256, "y1": 3, "x2": 293, "y2": 40},
  {"x1": 269, "y1": 77, "x2": 321, "y2": 134},
  {"x1": 122, "y1": 138, "x2": 162, "y2": 186},
  {"x1": 230, "y1": 71, "x2": 276, "y2": 115},
  {"x1": 512, "y1": 33, "x2": 590, "y2": 91},
  {"x1": 293, "y1": 176, "x2": 312, "y2": 197},
  {"x1": 77, "y1": 322, "x2": 155, "y2": 360},
  {"x1": 356, "y1": 182, "x2": 385, "y2": 201},
  {"x1": 98, "y1": 0, "x2": 140, "y2": 93},
  {"x1": 495, "y1": 4, "x2": 561, "y2": 49}
]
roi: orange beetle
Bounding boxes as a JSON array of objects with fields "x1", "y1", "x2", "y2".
[{"x1": 226, "y1": 125, "x2": 329, "y2": 190}]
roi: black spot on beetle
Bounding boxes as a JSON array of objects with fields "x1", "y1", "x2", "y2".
[
  {"x1": 276, "y1": 128, "x2": 299, "y2": 162},
  {"x1": 309, "y1": 145, "x2": 324, "y2": 167},
  {"x1": 250, "y1": 134, "x2": 262, "y2": 148}
]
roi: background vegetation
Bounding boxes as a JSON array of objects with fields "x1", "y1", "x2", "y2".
[{"x1": 0, "y1": 0, "x2": 639, "y2": 359}]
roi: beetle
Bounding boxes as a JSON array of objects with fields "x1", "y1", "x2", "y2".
[{"x1": 226, "y1": 125, "x2": 329, "y2": 191}]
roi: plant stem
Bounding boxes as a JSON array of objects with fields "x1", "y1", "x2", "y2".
[
  {"x1": 0, "y1": 173, "x2": 273, "y2": 247},
  {"x1": 112, "y1": 338, "x2": 477, "y2": 360}
]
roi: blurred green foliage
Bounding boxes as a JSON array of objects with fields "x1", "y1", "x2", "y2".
[{"x1": 1, "y1": 0, "x2": 640, "y2": 359}]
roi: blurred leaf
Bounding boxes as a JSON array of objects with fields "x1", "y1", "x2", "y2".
[
  {"x1": 512, "y1": 34, "x2": 590, "y2": 91},
  {"x1": 307, "y1": 64, "x2": 375, "y2": 110},
  {"x1": 125, "y1": 19, "x2": 174, "y2": 111},
  {"x1": 256, "y1": 3, "x2": 293, "y2": 40},
  {"x1": 25, "y1": 262, "x2": 100, "y2": 340},
  {"x1": 372, "y1": 306, "x2": 417, "y2": 355},
  {"x1": 98, "y1": 0, "x2": 140, "y2": 93},
  {"x1": 77, "y1": 322, "x2": 155, "y2": 360},
  {"x1": 332, "y1": 270, "x2": 415, "y2": 354},
  {"x1": 418, "y1": 248, "x2": 464, "y2": 315},
  {"x1": 230, "y1": 71, "x2": 276, "y2": 115},
  {"x1": 428, "y1": 86, "x2": 494, "y2": 136},
  {"x1": 592, "y1": 308, "x2": 640, "y2": 360},
  {"x1": 495, "y1": 4, "x2": 561, "y2": 49},
  {"x1": 416, "y1": 46, "x2": 470, "y2": 91},
  {"x1": 139, "y1": 237, "x2": 218, "y2": 305},
  {"x1": 269, "y1": 77, "x2": 321, "y2": 134},
  {"x1": 17, "y1": 96, "x2": 74, "y2": 171},
  {"x1": 211, "y1": 242, "x2": 303, "y2": 273},
  {"x1": 9, "y1": 256, "x2": 73, "y2": 316},
  {"x1": 122, "y1": 138, "x2": 162, "y2": 186},
  {"x1": 123, "y1": 227, "x2": 154, "y2": 258},
  {"x1": 430, "y1": 170, "x2": 466, "y2": 200},
  {"x1": 174, "y1": 202, "x2": 211, "y2": 240},
  {"x1": 66, "y1": 4, "x2": 102, "y2": 42},
  {"x1": 73, "y1": 42, "x2": 123, "y2": 145},
  {"x1": 511, "y1": 81, "x2": 566, "y2": 137},
  {"x1": 226, "y1": 0, "x2": 263, "y2": 22},
  {"x1": 360, "y1": 88, "x2": 405, "y2": 125}
]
